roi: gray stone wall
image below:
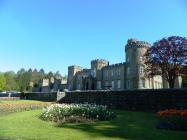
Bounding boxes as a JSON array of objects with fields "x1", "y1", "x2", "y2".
[
  {"x1": 21, "y1": 92, "x2": 57, "y2": 102},
  {"x1": 102, "y1": 63, "x2": 125, "y2": 90}
]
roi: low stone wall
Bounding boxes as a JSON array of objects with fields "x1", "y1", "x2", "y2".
[
  {"x1": 0, "y1": 93, "x2": 21, "y2": 97},
  {"x1": 58, "y1": 88, "x2": 187, "y2": 112},
  {"x1": 21, "y1": 92, "x2": 57, "y2": 102}
]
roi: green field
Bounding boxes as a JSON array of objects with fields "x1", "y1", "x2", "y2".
[{"x1": 0, "y1": 108, "x2": 186, "y2": 140}]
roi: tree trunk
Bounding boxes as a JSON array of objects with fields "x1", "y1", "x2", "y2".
[{"x1": 168, "y1": 79, "x2": 175, "y2": 88}]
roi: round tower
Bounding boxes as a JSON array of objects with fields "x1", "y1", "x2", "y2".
[{"x1": 125, "y1": 39, "x2": 150, "y2": 89}]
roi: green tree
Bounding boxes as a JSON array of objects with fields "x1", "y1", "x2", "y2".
[
  {"x1": 4, "y1": 71, "x2": 18, "y2": 90},
  {"x1": 17, "y1": 68, "x2": 31, "y2": 92},
  {"x1": 46, "y1": 71, "x2": 54, "y2": 79},
  {"x1": 54, "y1": 71, "x2": 62, "y2": 79},
  {"x1": 0, "y1": 74, "x2": 6, "y2": 91}
]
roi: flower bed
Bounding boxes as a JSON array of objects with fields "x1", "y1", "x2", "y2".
[
  {"x1": 40, "y1": 103, "x2": 116, "y2": 123},
  {"x1": 157, "y1": 109, "x2": 187, "y2": 131},
  {"x1": 0, "y1": 102, "x2": 50, "y2": 113},
  {"x1": 0, "y1": 97, "x2": 20, "y2": 100}
]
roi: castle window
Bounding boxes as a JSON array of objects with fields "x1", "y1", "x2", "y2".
[
  {"x1": 127, "y1": 67, "x2": 130, "y2": 75},
  {"x1": 112, "y1": 81, "x2": 115, "y2": 89},
  {"x1": 77, "y1": 75, "x2": 81, "y2": 81},
  {"x1": 139, "y1": 79, "x2": 145, "y2": 88},
  {"x1": 127, "y1": 80, "x2": 130, "y2": 89},
  {"x1": 97, "y1": 81, "x2": 101, "y2": 90},
  {"x1": 105, "y1": 70, "x2": 108, "y2": 78},
  {"x1": 118, "y1": 69, "x2": 121, "y2": 76},
  {"x1": 117, "y1": 80, "x2": 121, "y2": 89},
  {"x1": 105, "y1": 81, "x2": 108, "y2": 87},
  {"x1": 77, "y1": 83, "x2": 81, "y2": 90},
  {"x1": 139, "y1": 66, "x2": 144, "y2": 74},
  {"x1": 91, "y1": 70, "x2": 96, "y2": 77},
  {"x1": 111, "y1": 70, "x2": 114, "y2": 77},
  {"x1": 140, "y1": 56, "x2": 143, "y2": 62}
]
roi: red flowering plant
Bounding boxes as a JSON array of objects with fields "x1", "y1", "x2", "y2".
[{"x1": 157, "y1": 109, "x2": 187, "y2": 131}]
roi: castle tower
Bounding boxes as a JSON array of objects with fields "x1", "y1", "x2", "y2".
[
  {"x1": 125, "y1": 39, "x2": 151, "y2": 89},
  {"x1": 91, "y1": 59, "x2": 109, "y2": 77},
  {"x1": 68, "y1": 65, "x2": 83, "y2": 90}
]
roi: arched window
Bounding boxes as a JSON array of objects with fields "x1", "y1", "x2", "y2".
[
  {"x1": 127, "y1": 67, "x2": 130, "y2": 75},
  {"x1": 117, "y1": 80, "x2": 121, "y2": 89}
]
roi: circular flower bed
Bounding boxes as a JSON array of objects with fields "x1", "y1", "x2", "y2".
[
  {"x1": 157, "y1": 109, "x2": 187, "y2": 131},
  {"x1": 40, "y1": 103, "x2": 116, "y2": 123}
]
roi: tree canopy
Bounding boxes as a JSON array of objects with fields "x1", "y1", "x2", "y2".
[
  {"x1": 145, "y1": 36, "x2": 187, "y2": 88},
  {"x1": 0, "y1": 68, "x2": 66, "y2": 92}
]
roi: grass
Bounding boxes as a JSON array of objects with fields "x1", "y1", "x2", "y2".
[{"x1": 0, "y1": 109, "x2": 186, "y2": 140}]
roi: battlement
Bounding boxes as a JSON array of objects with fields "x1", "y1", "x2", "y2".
[
  {"x1": 125, "y1": 38, "x2": 151, "y2": 51},
  {"x1": 68, "y1": 65, "x2": 83, "y2": 70},
  {"x1": 76, "y1": 68, "x2": 91, "y2": 74},
  {"x1": 103, "y1": 62, "x2": 125, "y2": 69},
  {"x1": 91, "y1": 59, "x2": 109, "y2": 64},
  {"x1": 91, "y1": 59, "x2": 109, "y2": 70}
]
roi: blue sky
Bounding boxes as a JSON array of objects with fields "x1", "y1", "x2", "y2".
[{"x1": 0, "y1": 0, "x2": 187, "y2": 75}]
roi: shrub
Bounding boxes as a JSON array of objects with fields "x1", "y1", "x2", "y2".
[
  {"x1": 40, "y1": 103, "x2": 116, "y2": 123},
  {"x1": 157, "y1": 109, "x2": 187, "y2": 131}
]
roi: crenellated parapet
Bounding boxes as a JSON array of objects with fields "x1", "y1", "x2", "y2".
[
  {"x1": 91, "y1": 59, "x2": 109, "y2": 70},
  {"x1": 103, "y1": 62, "x2": 125, "y2": 69},
  {"x1": 68, "y1": 65, "x2": 83, "y2": 70},
  {"x1": 91, "y1": 59, "x2": 109, "y2": 65},
  {"x1": 125, "y1": 38, "x2": 151, "y2": 51}
]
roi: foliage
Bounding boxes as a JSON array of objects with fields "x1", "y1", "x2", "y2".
[
  {"x1": 0, "y1": 68, "x2": 66, "y2": 92},
  {"x1": 40, "y1": 103, "x2": 116, "y2": 123},
  {"x1": 0, "y1": 74, "x2": 6, "y2": 90},
  {"x1": 157, "y1": 109, "x2": 187, "y2": 131},
  {"x1": 182, "y1": 66, "x2": 187, "y2": 88},
  {"x1": 4, "y1": 71, "x2": 18, "y2": 90},
  {"x1": 144, "y1": 36, "x2": 187, "y2": 88}
]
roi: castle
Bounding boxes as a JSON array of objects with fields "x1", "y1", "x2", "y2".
[
  {"x1": 67, "y1": 39, "x2": 182, "y2": 91},
  {"x1": 32, "y1": 77, "x2": 67, "y2": 92}
]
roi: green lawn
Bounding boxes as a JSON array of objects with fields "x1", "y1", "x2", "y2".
[{"x1": 0, "y1": 109, "x2": 186, "y2": 140}]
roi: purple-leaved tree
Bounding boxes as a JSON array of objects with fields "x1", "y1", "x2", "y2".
[{"x1": 144, "y1": 36, "x2": 187, "y2": 88}]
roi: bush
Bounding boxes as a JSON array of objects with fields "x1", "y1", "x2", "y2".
[
  {"x1": 40, "y1": 103, "x2": 116, "y2": 123},
  {"x1": 157, "y1": 109, "x2": 187, "y2": 131}
]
